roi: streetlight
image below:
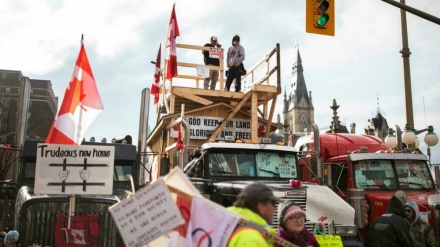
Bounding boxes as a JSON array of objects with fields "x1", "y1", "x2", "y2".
[
  {"x1": 384, "y1": 128, "x2": 397, "y2": 149},
  {"x1": 364, "y1": 119, "x2": 375, "y2": 136}
]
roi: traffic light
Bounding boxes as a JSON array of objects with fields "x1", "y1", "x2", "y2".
[{"x1": 306, "y1": 0, "x2": 335, "y2": 36}]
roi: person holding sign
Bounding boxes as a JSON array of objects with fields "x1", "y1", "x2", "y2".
[
  {"x1": 227, "y1": 182, "x2": 280, "y2": 247},
  {"x1": 202, "y1": 36, "x2": 221, "y2": 90},
  {"x1": 276, "y1": 202, "x2": 319, "y2": 247}
]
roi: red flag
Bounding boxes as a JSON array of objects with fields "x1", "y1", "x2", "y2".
[
  {"x1": 166, "y1": 4, "x2": 180, "y2": 80},
  {"x1": 55, "y1": 214, "x2": 99, "y2": 247},
  {"x1": 177, "y1": 123, "x2": 184, "y2": 151},
  {"x1": 151, "y1": 44, "x2": 161, "y2": 104},
  {"x1": 46, "y1": 37, "x2": 104, "y2": 145}
]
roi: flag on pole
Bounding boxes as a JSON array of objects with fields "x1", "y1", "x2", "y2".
[
  {"x1": 166, "y1": 4, "x2": 180, "y2": 80},
  {"x1": 177, "y1": 123, "x2": 184, "y2": 151},
  {"x1": 46, "y1": 35, "x2": 104, "y2": 145},
  {"x1": 151, "y1": 44, "x2": 161, "y2": 104}
]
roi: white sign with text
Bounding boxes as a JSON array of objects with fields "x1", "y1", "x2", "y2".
[
  {"x1": 169, "y1": 115, "x2": 267, "y2": 140},
  {"x1": 34, "y1": 144, "x2": 114, "y2": 195},
  {"x1": 109, "y1": 179, "x2": 184, "y2": 247}
]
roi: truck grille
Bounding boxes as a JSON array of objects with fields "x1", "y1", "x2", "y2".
[{"x1": 18, "y1": 196, "x2": 122, "y2": 247}]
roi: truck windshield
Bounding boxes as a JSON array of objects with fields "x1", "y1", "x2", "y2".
[
  {"x1": 353, "y1": 159, "x2": 434, "y2": 190},
  {"x1": 208, "y1": 151, "x2": 298, "y2": 179}
]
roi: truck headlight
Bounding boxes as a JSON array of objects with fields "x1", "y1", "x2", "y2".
[{"x1": 334, "y1": 225, "x2": 358, "y2": 236}]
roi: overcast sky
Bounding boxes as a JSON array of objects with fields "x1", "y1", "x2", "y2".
[{"x1": 1, "y1": 0, "x2": 440, "y2": 163}]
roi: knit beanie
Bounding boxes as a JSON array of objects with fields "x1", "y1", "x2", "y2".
[
  {"x1": 283, "y1": 205, "x2": 306, "y2": 223},
  {"x1": 4, "y1": 230, "x2": 19, "y2": 245}
]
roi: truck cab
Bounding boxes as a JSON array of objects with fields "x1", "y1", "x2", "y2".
[
  {"x1": 183, "y1": 142, "x2": 363, "y2": 246},
  {"x1": 296, "y1": 131, "x2": 440, "y2": 242}
]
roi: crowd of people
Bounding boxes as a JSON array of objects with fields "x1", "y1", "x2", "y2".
[
  {"x1": 1, "y1": 183, "x2": 437, "y2": 246},
  {"x1": 202, "y1": 34, "x2": 245, "y2": 92},
  {"x1": 225, "y1": 182, "x2": 437, "y2": 247}
]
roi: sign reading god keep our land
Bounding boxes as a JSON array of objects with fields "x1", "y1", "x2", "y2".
[
  {"x1": 109, "y1": 179, "x2": 184, "y2": 247},
  {"x1": 34, "y1": 144, "x2": 114, "y2": 195},
  {"x1": 170, "y1": 115, "x2": 266, "y2": 140}
]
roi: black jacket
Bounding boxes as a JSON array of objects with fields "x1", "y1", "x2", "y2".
[
  {"x1": 203, "y1": 43, "x2": 220, "y2": 66},
  {"x1": 366, "y1": 196, "x2": 415, "y2": 247}
]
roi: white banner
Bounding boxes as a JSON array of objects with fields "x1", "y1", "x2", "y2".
[
  {"x1": 209, "y1": 47, "x2": 223, "y2": 59},
  {"x1": 170, "y1": 115, "x2": 267, "y2": 140}
]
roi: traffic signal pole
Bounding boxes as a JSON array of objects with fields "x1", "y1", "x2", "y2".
[
  {"x1": 398, "y1": 0, "x2": 414, "y2": 132},
  {"x1": 381, "y1": 0, "x2": 440, "y2": 26},
  {"x1": 380, "y1": 0, "x2": 440, "y2": 149}
]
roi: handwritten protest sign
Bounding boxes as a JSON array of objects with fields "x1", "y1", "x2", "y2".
[
  {"x1": 35, "y1": 144, "x2": 114, "y2": 195},
  {"x1": 209, "y1": 47, "x2": 223, "y2": 58},
  {"x1": 315, "y1": 235, "x2": 343, "y2": 247},
  {"x1": 108, "y1": 178, "x2": 184, "y2": 247}
]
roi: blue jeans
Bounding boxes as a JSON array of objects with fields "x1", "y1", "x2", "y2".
[{"x1": 225, "y1": 65, "x2": 241, "y2": 92}]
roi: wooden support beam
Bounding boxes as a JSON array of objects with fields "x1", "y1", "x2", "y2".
[
  {"x1": 267, "y1": 94, "x2": 277, "y2": 138},
  {"x1": 251, "y1": 91, "x2": 258, "y2": 141},
  {"x1": 173, "y1": 88, "x2": 213, "y2": 106},
  {"x1": 208, "y1": 92, "x2": 252, "y2": 140}
]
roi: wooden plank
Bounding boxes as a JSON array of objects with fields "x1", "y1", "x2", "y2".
[
  {"x1": 267, "y1": 94, "x2": 277, "y2": 137},
  {"x1": 173, "y1": 88, "x2": 213, "y2": 105},
  {"x1": 208, "y1": 92, "x2": 253, "y2": 141},
  {"x1": 251, "y1": 91, "x2": 258, "y2": 141}
]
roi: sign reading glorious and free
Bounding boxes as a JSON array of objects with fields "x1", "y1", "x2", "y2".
[
  {"x1": 170, "y1": 115, "x2": 267, "y2": 140},
  {"x1": 34, "y1": 144, "x2": 115, "y2": 195}
]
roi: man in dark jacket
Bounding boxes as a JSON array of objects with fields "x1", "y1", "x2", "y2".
[
  {"x1": 366, "y1": 196, "x2": 415, "y2": 247},
  {"x1": 202, "y1": 36, "x2": 221, "y2": 90}
]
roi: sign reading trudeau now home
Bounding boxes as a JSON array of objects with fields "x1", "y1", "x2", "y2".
[{"x1": 34, "y1": 144, "x2": 115, "y2": 195}]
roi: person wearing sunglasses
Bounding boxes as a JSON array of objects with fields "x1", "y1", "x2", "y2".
[
  {"x1": 404, "y1": 201, "x2": 436, "y2": 247},
  {"x1": 276, "y1": 202, "x2": 319, "y2": 247}
]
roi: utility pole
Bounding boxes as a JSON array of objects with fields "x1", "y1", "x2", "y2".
[{"x1": 399, "y1": 0, "x2": 414, "y2": 130}]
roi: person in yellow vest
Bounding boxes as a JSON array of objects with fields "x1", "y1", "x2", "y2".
[{"x1": 227, "y1": 182, "x2": 281, "y2": 247}]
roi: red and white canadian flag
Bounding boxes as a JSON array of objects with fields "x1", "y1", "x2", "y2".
[
  {"x1": 166, "y1": 3, "x2": 180, "y2": 80},
  {"x1": 151, "y1": 44, "x2": 161, "y2": 104},
  {"x1": 46, "y1": 36, "x2": 104, "y2": 145}
]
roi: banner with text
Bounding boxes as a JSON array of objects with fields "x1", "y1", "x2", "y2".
[
  {"x1": 35, "y1": 144, "x2": 114, "y2": 195},
  {"x1": 169, "y1": 115, "x2": 267, "y2": 140}
]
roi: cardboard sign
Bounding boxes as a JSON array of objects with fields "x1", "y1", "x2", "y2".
[
  {"x1": 35, "y1": 144, "x2": 114, "y2": 195},
  {"x1": 209, "y1": 47, "x2": 223, "y2": 58},
  {"x1": 315, "y1": 235, "x2": 343, "y2": 247},
  {"x1": 109, "y1": 178, "x2": 184, "y2": 247}
]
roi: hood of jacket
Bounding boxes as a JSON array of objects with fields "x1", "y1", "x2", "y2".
[
  {"x1": 404, "y1": 200, "x2": 420, "y2": 224},
  {"x1": 385, "y1": 195, "x2": 406, "y2": 218}
]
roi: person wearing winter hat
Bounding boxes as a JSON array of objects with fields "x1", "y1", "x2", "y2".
[
  {"x1": 404, "y1": 201, "x2": 436, "y2": 247},
  {"x1": 225, "y1": 34, "x2": 245, "y2": 92},
  {"x1": 276, "y1": 201, "x2": 319, "y2": 247},
  {"x1": 366, "y1": 196, "x2": 414, "y2": 247},
  {"x1": 3, "y1": 230, "x2": 22, "y2": 247}
]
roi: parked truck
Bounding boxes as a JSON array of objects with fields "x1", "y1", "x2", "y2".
[
  {"x1": 146, "y1": 43, "x2": 363, "y2": 246},
  {"x1": 295, "y1": 123, "x2": 440, "y2": 242},
  {"x1": 0, "y1": 137, "x2": 141, "y2": 247}
]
